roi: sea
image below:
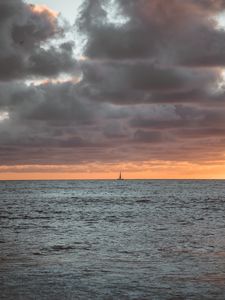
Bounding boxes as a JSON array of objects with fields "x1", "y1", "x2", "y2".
[{"x1": 1, "y1": 180, "x2": 225, "y2": 300}]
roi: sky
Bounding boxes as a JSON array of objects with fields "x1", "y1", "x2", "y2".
[
  {"x1": 1, "y1": 0, "x2": 225, "y2": 179},
  {"x1": 26, "y1": 0, "x2": 82, "y2": 24}
]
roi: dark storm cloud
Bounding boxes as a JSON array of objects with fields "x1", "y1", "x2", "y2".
[
  {"x1": 2, "y1": 0, "x2": 225, "y2": 168},
  {"x1": 79, "y1": 60, "x2": 220, "y2": 104},
  {"x1": 0, "y1": 79, "x2": 111, "y2": 165},
  {"x1": 134, "y1": 130, "x2": 164, "y2": 143},
  {"x1": 2, "y1": 78, "x2": 225, "y2": 165},
  {"x1": 78, "y1": 0, "x2": 225, "y2": 66},
  {"x1": 76, "y1": 0, "x2": 225, "y2": 108},
  {"x1": 130, "y1": 105, "x2": 225, "y2": 130},
  {"x1": 10, "y1": 81, "x2": 96, "y2": 123},
  {"x1": 0, "y1": 0, "x2": 76, "y2": 80},
  {"x1": 194, "y1": 0, "x2": 225, "y2": 11}
]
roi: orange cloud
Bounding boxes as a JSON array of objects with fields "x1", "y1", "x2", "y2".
[{"x1": 29, "y1": 4, "x2": 59, "y2": 19}]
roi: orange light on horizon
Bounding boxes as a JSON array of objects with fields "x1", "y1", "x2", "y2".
[{"x1": 1, "y1": 160, "x2": 225, "y2": 180}]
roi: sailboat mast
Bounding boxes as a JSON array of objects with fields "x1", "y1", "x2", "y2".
[{"x1": 117, "y1": 171, "x2": 124, "y2": 180}]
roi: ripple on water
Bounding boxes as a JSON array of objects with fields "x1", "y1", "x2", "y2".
[{"x1": 1, "y1": 180, "x2": 225, "y2": 299}]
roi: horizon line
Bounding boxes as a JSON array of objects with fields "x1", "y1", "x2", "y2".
[{"x1": 0, "y1": 178, "x2": 224, "y2": 181}]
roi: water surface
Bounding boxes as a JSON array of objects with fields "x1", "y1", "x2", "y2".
[{"x1": 1, "y1": 180, "x2": 225, "y2": 299}]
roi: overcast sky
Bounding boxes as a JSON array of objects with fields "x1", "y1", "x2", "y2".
[{"x1": 1, "y1": 0, "x2": 225, "y2": 179}]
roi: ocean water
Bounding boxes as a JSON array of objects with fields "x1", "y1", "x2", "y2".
[{"x1": 1, "y1": 180, "x2": 225, "y2": 300}]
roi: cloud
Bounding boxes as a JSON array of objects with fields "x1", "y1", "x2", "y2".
[
  {"x1": 1, "y1": 77, "x2": 225, "y2": 166},
  {"x1": 78, "y1": 60, "x2": 220, "y2": 104},
  {"x1": 1, "y1": 0, "x2": 225, "y2": 173},
  {"x1": 0, "y1": 0, "x2": 77, "y2": 80},
  {"x1": 78, "y1": 0, "x2": 225, "y2": 66},
  {"x1": 134, "y1": 130, "x2": 164, "y2": 143}
]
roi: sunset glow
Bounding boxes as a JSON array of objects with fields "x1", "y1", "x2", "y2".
[
  {"x1": 29, "y1": 4, "x2": 59, "y2": 19},
  {"x1": 1, "y1": 160, "x2": 225, "y2": 180}
]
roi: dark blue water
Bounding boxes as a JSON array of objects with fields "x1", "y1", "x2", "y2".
[{"x1": 1, "y1": 180, "x2": 225, "y2": 299}]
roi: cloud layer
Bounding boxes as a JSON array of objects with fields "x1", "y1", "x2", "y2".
[{"x1": 1, "y1": 0, "x2": 225, "y2": 176}]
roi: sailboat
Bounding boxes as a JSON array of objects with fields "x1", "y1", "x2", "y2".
[{"x1": 117, "y1": 171, "x2": 124, "y2": 180}]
